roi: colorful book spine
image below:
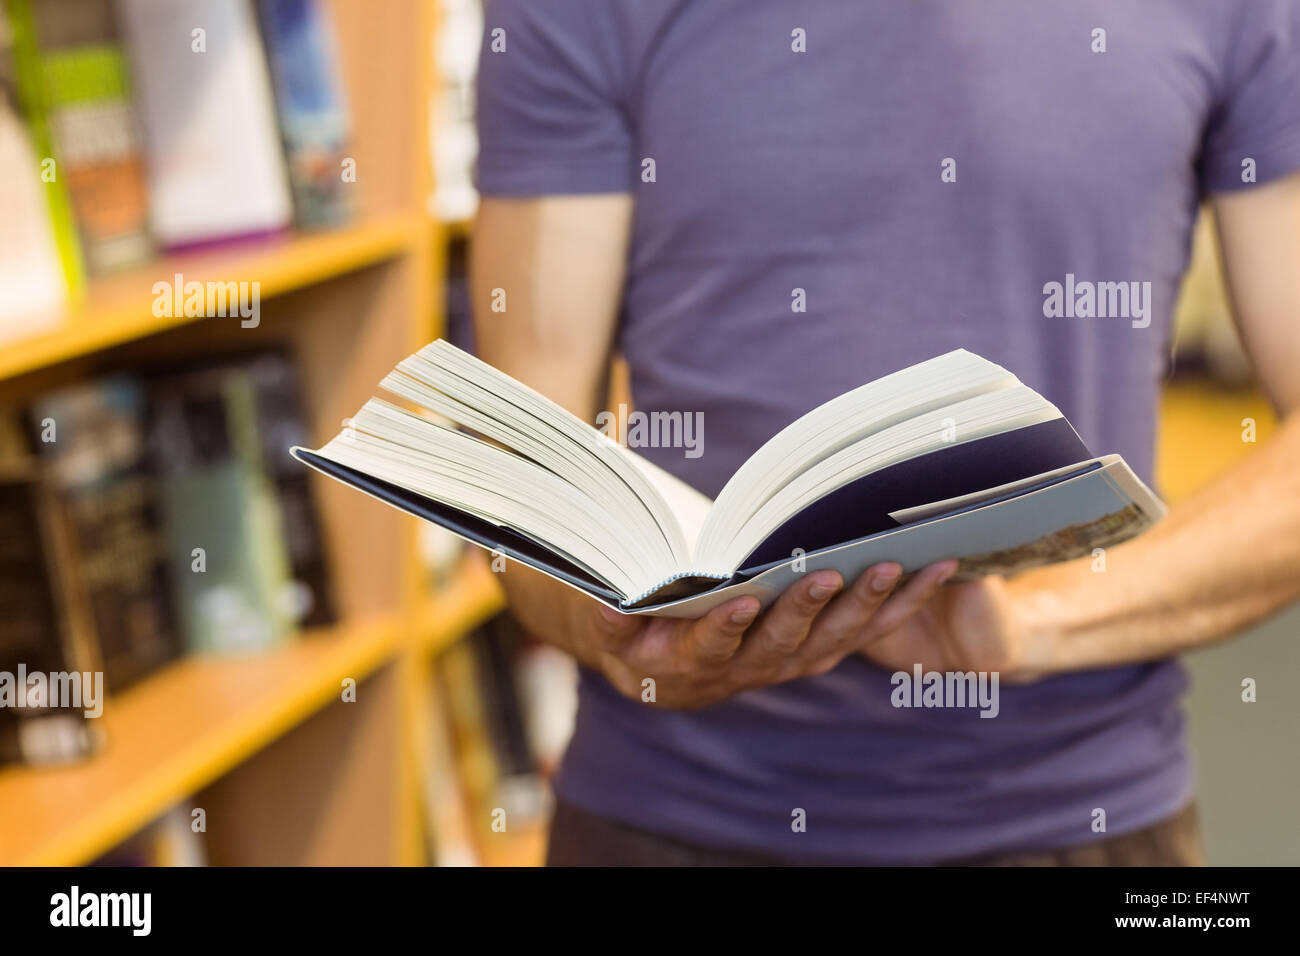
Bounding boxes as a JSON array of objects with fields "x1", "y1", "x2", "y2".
[
  {"x1": 147, "y1": 366, "x2": 294, "y2": 654},
  {"x1": 0, "y1": 463, "x2": 103, "y2": 766},
  {"x1": 26, "y1": 0, "x2": 153, "y2": 274},
  {"x1": 118, "y1": 0, "x2": 293, "y2": 248},
  {"x1": 5, "y1": 0, "x2": 84, "y2": 292},
  {"x1": 0, "y1": 87, "x2": 67, "y2": 337},
  {"x1": 257, "y1": 0, "x2": 354, "y2": 229},
  {"x1": 244, "y1": 352, "x2": 336, "y2": 628},
  {"x1": 38, "y1": 39, "x2": 153, "y2": 273},
  {"x1": 28, "y1": 377, "x2": 181, "y2": 693}
]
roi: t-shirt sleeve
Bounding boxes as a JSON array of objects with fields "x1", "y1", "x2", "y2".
[
  {"x1": 1199, "y1": 0, "x2": 1300, "y2": 193},
  {"x1": 474, "y1": 0, "x2": 634, "y2": 196}
]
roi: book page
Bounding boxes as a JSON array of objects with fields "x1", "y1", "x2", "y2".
[{"x1": 611, "y1": 443, "x2": 714, "y2": 559}]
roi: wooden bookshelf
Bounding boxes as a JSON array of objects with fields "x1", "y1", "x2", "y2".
[
  {"x1": 411, "y1": 553, "x2": 504, "y2": 660},
  {"x1": 0, "y1": 616, "x2": 399, "y2": 866},
  {"x1": 0, "y1": 0, "x2": 513, "y2": 867},
  {"x1": 1156, "y1": 380, "x2": 1277, "y2": 504},
  {"x1": 0, "y1": 217, "x2": 418, "y2": 383},
  {"x1": 0, "y1": 556, "x2": 503, "y2": 866}
]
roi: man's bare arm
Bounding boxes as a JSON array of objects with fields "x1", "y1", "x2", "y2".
[
  {"x1": 1010, "y1": 172, "x2": 1300, "y2": 673},
  {"x1": 468, "y1": 195, "x2": 634, "y2": 665},
  {"x1": 471, "y1": 195, "x2": 633, "y2": 420},
  {"x1": 857, "y1": 172, "x2": 1300, "y2": 681}
]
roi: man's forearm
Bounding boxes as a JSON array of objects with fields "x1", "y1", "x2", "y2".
[
  {"x1": 470, "y1": 195, "x2": 636, "y2": 664},
  {"x1": 496, "y1": 562, "x2": 611, "y2": 671},
  {"x1": 1013, "y1": 412, "x2": 1300, "y2": 675}
]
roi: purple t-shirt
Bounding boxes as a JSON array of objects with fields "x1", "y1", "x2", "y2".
[{"x1": 475, "y1": 0, "x2": 1300, "y2": 862}]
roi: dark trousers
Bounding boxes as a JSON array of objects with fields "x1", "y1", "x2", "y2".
[{"x1": 546, "y1": 800, "x2": 1206, "y2": 866}]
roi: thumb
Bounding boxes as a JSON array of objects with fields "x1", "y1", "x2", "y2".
[{"x1": 593, "y1": 601, "x2": 644, "y2": 645}]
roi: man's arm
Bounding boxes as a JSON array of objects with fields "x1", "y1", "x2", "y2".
[
  {"x1": 468, "y1": 194, "x2": 635, "y2": 673},
  {"x1": 471, "y1": 195, "x2": 633, "y2": 420},
  {"x1": 1026, "y1": 171, "x2": 1300, "y2": 670},
  {"x1": 861, "y1": 173, "x2": 1300, "y2": 680}
]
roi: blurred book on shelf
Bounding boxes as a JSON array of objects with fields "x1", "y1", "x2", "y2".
[
  {"x1": 10, "y1": 0, "x2": 153, "y2": 278},
  {"x1": 118, "y1": 0, "x2": 292, "y2": 249},
  {"x1": 431, "y1": 0, "x2": 481, "y2": 223},
  {"x1": 442, "y1": 232, "x2": 474, "y2": 352},
  {"x1": 147, "y1": 363, "x2": 297, "y2": 655},
  {"x1": 424, "y1": 609, "x2": 575, "y2": 865},
  {"x1": 241, "y1": 352, "x2": 336, "y2": 627},
  {"x1": 26, "y1": 376, "x2": 181, "y2": 692},
  {"x1": 0, "y1": 350, "x2": 336, "y2": 756},
  {"x1": 0, "y1": 5, "x2": 69, "y2": 339},
  {"x1": 420, "y1": 669, "x2": 478, "y2": 867},
  {"x1": 256, "y1": 0, "x2": 354, "y2": 230},
  {"x1": 0, "y1": 83, "x2": 66, "y2": 340},
  {"x1": 146, "y1": 351, "x2": 335, "y2": 653},
  {"x1": 0, "y1": 459, "x2": 104, "y2": 768},
  {"x1": 148, "y1": 351, "x2": 337, "y2": 653},
  {"x1": 0, "y1": 0, "x2": 358, "y2": 345}
]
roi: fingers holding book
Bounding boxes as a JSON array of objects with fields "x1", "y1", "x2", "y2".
[{"x1": 591, "y1": 560, "x2": 959, "y2": 709}]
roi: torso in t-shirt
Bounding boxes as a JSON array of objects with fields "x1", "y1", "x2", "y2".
[{"x1": 475, "y1": 0, "x2": 1300, "y2": 861}]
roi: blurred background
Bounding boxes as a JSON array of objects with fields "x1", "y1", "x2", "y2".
[{"x1": 0, "y1": 0, "x2": 1291, "y2": 866}]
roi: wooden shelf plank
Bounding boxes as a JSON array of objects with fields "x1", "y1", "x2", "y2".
[
  {"x1": 411, "y1": 552, "x2": 504, "y2": 659},
  {"x1": 0, "y1": 616, "x2": 402, "y2": 866},
  {"x1": 0, "y1": 550, "x2": 505, "y2": 866},
  {"x1": 0, "y1": 216, "x2": 417, "y2": 383}
]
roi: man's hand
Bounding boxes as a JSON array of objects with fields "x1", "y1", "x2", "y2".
[
  {"x1": 854, "y1": 571, "x2": 1058, "y2": 684},
  {"x1": 505, "y1": 559, "x2": 957, "y2": 710}
]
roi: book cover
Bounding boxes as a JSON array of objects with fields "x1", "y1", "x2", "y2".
[
  {"x1": 147, "y1": 366, "x2": 293, "y2": 654},
  {"x1": 243, "y1": 351, "x2": 336, "y2": 629},
  {"x1": 118, "y1": 0, "x2": 292, "y2": 248},
  {"x1": 0, "y1": 463, "x2": 103, "y2": 766},
  {"x1": 4, "y1": 0, "x2": 84, "y2": 292},
  {"x1": 256, "y1": 0, "x2": 354, "y2": 229},
  {"x1": 28, "y1": 377, "x2": 181, "y2": 692},
  {"x1": 26, "y1": 0, "x2": 152, "y2": 274},
  {"x1": 0, "y1": 81, "x2": 66, "y2": 339}
]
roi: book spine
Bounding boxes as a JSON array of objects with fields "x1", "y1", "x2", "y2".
[
  {"x1": 473, "y1": 613, "x2": 537, "y2": 781},
  {"x1": 147, "y1": 360, "x2": 314, "y2": 654},
  {"x1": 29, "y1": 378, "x2": 181, "y2": 693},
  {"x1": 224, "y1": 370, "x2": 295, "y2": 644},
  {"x1": 247, "y1": 353, "x2": 336, "y2": 628},
  {"x1": 5, "y1": 0, "x2": 84, "y2": 292},
  {"x1": 118, "y1": 0, "x2": 293, "y2": 247},
  {"x1": 38, "y1": 38, "x2": 153, "y2": 273},
  {"x1": 0, "y1": 102, "x2": 68, "y2": 333},
  {"x1": 148, "y1": 372, "x2": 284, "y2": 654},
  {"x1": 0, "y1": 467, "x2": 103, "y2": 766},
  {"x1": 256, "y1": 0, "x2": 354, "y2": 229}
]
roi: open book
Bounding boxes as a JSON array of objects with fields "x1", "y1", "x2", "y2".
[{"x1": 292, "y1": 341, "x2": 1165, "y2": 618}]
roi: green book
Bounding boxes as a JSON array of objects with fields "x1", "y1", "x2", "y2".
[
  {"x1": 5, "y1": 0, "x2": 84, "y2": 292},
  {"x1": 150, "y1": 367, "x2": 293, "y2": 654}
]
